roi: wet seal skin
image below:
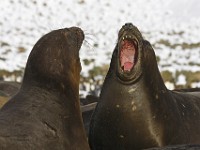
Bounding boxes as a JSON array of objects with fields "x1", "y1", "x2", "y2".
[
  {"x1": 0, "y1": 27, "x2": 90, "y2": 150},
  {"x1": 89, "y1": 23, "x2": 200, "y2": 150}
]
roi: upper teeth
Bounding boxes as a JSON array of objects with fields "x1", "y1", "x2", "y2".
[
  {"x1": 122, "y1": 35, "x2": 134, "y2": 40},
  {"x1": 122, "y1": 35, "x2": 137, "y2": 46}
]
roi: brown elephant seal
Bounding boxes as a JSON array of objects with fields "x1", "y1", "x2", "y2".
[
  {"x1": 89, "y1": 23, "x2": 200, "y2": 150},
  {"x1": 0, "y1": 27, "x2": 90, "y2": 150}
]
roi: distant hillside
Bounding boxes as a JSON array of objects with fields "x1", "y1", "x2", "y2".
[{"x1": 1, "y1": 0, "x2": 200, "y2": 88}]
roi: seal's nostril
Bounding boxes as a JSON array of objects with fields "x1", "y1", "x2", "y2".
[
  {"x1": 124, "y1": 23, "x2": 133, "y2": 28},
  {"x1": 122, "y1": 23, "x2": 134, "y2": 30}
]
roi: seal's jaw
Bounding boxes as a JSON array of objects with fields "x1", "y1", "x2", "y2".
[{"x1": 116, "y1": 23, "x2": 142, "y2": 84}]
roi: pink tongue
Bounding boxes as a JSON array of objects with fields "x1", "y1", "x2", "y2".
[
  {"x1": 120, "y1": 40, "x2": 135, "y2": 71},
  {"x1": 124, "y1": 62, "x2": 133, "y2": 71}
]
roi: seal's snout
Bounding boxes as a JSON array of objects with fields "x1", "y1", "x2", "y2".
[
  {"x1": 63, "y1": 27, "x2": 84, "y2": 41},
  {"x1": 69, "y1": 27, "x2": 85, "y2": 40},
  {"x1": 123, "y1": 23, "x2": 134, "y2": 29},
  {"x1": 116, "y1": 23, "x2": 143, "y2": 83},
  {"x1": 121, "y1": 23, "x2": 140, "y2": 34},
  {"x1": 76, "y1": 28, "x2": 85, "y2": 41},
  {"x1": 75, "y1": 28, "x2": 85, "y2": 50},
  {"x1": 63, "y1": 27, "x2": 84, "y2": 50}
]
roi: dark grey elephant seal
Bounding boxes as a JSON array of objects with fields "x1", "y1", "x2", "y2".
[
  {"x1": 89, "y1": 23, "x2": 200, "y2": 150},
  {"x1": 0, "y1": 27, "x2": 90, "y2": 150}
]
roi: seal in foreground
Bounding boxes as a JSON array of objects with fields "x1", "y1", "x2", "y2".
[{"x1": 89, "y1": 23, "x2": 200, "y2": 150}]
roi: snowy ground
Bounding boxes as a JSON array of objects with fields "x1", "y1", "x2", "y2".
[{"x1": 1, "y1": 0, "x2": 200, "y2": 82}]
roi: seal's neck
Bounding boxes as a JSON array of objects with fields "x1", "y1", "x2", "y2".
[
  {"x1": 20, "y1": 80, "x2": 89, "y2": 149},
  {"x1": 144, "y1": 61, "x2": 167, "y2": 95},
  {"x1": 21, "y1": 74, "x2": 80, "y2": 104},
  {"x1": 142, "y1": 42, "x2": 167, "y2": 96}
]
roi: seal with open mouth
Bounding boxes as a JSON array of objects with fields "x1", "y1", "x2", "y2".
[
  {"x1": 0, "y1": 27, "x2": 90, "y2": 150},
  {"x1": 89, "y1": 23, "x2": 200, "y2": 150}
]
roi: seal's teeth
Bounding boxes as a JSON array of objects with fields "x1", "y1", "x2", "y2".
[
  {"x1": 134, "y1": 40, "x2": 138, "y2": 46},
  {"x1": 125, "y1": 35, "x2": 128, "y2": 39},
  {"x1": 129, "y1": 35, "x2": 132, "y2": 38},
  {"x1": 122, "y1": 37, "x2": 125, "y2": 40}
]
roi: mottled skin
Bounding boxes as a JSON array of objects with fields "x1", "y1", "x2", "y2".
[
  {"x1": 0, "y1": 27, "x2": 90, "y2": 150},
  {"x1": 89, "y1": 23, "x2": 200, "y2": 150}
]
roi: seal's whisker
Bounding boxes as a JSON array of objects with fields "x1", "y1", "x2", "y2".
[
  {"x1": 85, "y1": 35, "x2": 95, "y2": 41},
  {"x1": 85, "y1": 34, "x2": 97, "y2": 40},
  {"x1": 83, "y1": 30, "x2": 96, "y2": 37},
  {"x1": 85, "y1": 32, "x2": 96, "y2": 37},
  {"x1": 47, "y1": 26, "x2": 54, "y2": 32},
  {"x1": 84, "y1": 32, "x2": 96, "y2": 36},
  {"x1": 83, "y1": 39, "x2": 95, "y2": 51}
]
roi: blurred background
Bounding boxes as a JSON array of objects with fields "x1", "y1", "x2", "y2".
[{"x1": 1, "y1": 0, "x2": 200, "y2": 98}]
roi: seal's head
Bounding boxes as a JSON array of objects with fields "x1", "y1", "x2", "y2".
[
  {"x1": 22, "y1": 27, "x2": 84, "y2": 91},
  {"x1": 116, "y1": 23, "x2": 143, "y2": 84},
  {"x1": 113, "y1": 23, "x2": 163, "y2": 89}
]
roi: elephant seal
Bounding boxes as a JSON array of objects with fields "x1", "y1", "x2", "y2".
[
  {"x1": 0, "y1": 27, "x2": 90, "y2": 150},
  {"x1": 89, "y1": 23, "x2": 200, "y2": 150}
]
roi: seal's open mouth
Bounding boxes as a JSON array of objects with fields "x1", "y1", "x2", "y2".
[{"x1": 120, "y1": 36, "x2": 138, "y2": 72}]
